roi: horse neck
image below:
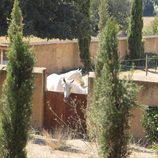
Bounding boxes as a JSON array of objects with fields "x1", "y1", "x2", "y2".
[
  {"x1": 71, "y1": 82, "x2": 85, "y2": 94},
  {"x1": 56, "y1": 79, "x2": 64, "y2": 91}
]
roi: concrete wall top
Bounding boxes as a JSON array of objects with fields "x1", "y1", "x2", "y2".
[{"x1": 0, "y1": 65, "x2": 46, "y2": 74}]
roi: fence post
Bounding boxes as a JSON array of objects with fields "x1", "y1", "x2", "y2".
[
  {"x1": 88, "y1": 72, "x2": 95, "y2": 96},
  {"x1": 0, "y1": 49, "x2": 3, "y2": 64},
  {"x1": 145, "y1": 53, "x2": 148, "y2": 76}
]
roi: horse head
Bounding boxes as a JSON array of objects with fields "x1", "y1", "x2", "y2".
[
  {"x1": 62, "y1": 78, "x2": 74, "y2": 102},
  {"x1": 65, "y1": 68, "x2": 83, "y2": 83}
]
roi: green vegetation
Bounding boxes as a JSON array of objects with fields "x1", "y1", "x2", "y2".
[
  {"x1": 128, "y1": 0, "x2": 143, "y2": 59},
  {"x1": 92, "y1": 0, "x2": 130, "y2": 33},
  {"x1": 142, "y1": 106, "x2": 158, "y2": 143},
  {"x1": 0, "y1": 0, "x2": 91, "y2": 40},
  {"x1": 143, "y1": 16, "x2": 158, "y2": 35},
  {"x1": 99, "y1": 0, "x2": 109, "y2": 31},
  {"x1": 87, "y1": 18, "x2": 137, "y2": 158},
  {"x1": 0, "y1": 0, "x2": 34, "y2": 157},
  {"x1": 144, "y1": 0, "x2": 155, "y2": 16},
  {"x1": 77, "y1": 0, "x2": 91, "y2": 71}
]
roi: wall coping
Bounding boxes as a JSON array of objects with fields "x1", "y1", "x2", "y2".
[
  {"x1": 0, "y1": 65, "x2": 46, "y2": 74},
  {"x1": 89, "y1": 71, "x2": 158, "y2": 84}
]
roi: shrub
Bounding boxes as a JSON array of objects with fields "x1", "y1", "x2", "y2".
[{"x1": 142, "y1": 106, "x2": 158, "y2": 143}]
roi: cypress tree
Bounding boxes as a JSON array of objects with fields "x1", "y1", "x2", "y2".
[
  {"x1": 128, "y1": 0, "x2": 143, "y2": 59},
  {"x1": 78, "y1": 0, "x2": 91, "y2": 71},
  {"x1": 99, "y1": 0, "x2": 109, "y2": 31},
  {"x1": 0, "y1": 0, "x2": 34, "y2": 157},
  {"x1": 87, "y1": 19, "x2": 137, "y2": 158},
  {"x1": 95, "y1": 0, "x2": 109, "y2": 77}
]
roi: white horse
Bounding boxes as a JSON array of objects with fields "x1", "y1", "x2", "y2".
[
  {"x1": 47, "y1": 69, "x2": 83, "y2": 92},
  {"x1": 62, "y1": 78, "x2": 88, "y2": 102}
]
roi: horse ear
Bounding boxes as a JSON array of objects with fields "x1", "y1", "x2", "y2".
[{"x1": 63, "y1": 78, "x2": 66, "y2": 83}]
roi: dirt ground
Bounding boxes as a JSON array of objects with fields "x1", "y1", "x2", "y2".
[
  {"x1": 26, "y1": 134, "x2": 158, "y2": 158},
  {"x1": 26, "y1": 69, "x2": 158, "y2": 158},
  {"x1": 120, "y1": 68, "x2": 158, "y2": 83}
]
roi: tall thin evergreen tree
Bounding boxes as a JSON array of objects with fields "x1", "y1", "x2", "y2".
[
  {"x1": 87, "y1": 19, "x2": 137, "y2": 158},
  {"x1": 0, "y1": 0, "x2": 34, "y2": 157},
  {"x1": 99, "y1": 0, "x2": 109, "y2": 31},
  {"x1": 128, "y1": 0, "x2": 143, "y2": 59},
  {"x1": 78, "y1": 0, "x2": 91, "y2": 71},
  {"x1": 95, "y1": 0, "x2": 109, "y2": 77}
]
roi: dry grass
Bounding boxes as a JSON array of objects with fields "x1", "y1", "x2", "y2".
[
  {"x1": 143, "y1": 17, "x2": 155, "y2": 28},
  {"x1": 26, "y1": 132, "x2": 158, "y2": 158},
  {"x1": 42, "y1": 129, "x2": 68, "y2": 151},
  {"x1": 0, "y1": 36, "x2": 76, "y2": 44},
  {"x1": 27, "y1": 132, "x2": 98, "y2": 158}
]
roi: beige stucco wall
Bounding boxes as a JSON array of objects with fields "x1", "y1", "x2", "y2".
[
  {"x1": 31, "y1": 38, "x2": 128, "y2": 74},
  {"x1": 2, "y1": 36, "x2": 158, "y2": 74},
  {"x1": 0, "y1": 66, "x2": 46, "y2": 128},
  {"x1": 144, "y1": 36, "x2": 158, "y2": 54},
  {"x1": 130, "y1": 81, "x2": 158, "y2": 138},
  {"x1": 31, "y1": 36, "x2": 158, "y2": 74},
  {"x1": 88, "y1": 73, "x2": 158, "y2": 138},
  {"x1": 32, "y1": 41, "x2": 81, "y2": 74}
]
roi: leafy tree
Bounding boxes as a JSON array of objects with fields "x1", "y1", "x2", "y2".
[
  {"x1": 108, "y1": 0, "x2": 130, "y2": 30},
  {"x1": 0, "y1": 0, "x2": 13, "y2": 35},
  {"x1": 144, "y1": 0, "x2": 155, "y2": 16},
  {"x1": 0, "y1": 0, "x2": 92, "y2": 70},
  {"x1": 128, "y1": 0, "x2": 143, "y2": 59},
  {"x1": 90, "y1": 0, "x2": 100, "y2": 35},
  {"x1": 91, "y1": 0, "x2": 130, "y2": 33},
  {"x1": 0, "y1": 0, "x2": 34, "y2": 157},
  {"x1": 0, "y1": 0, "x2": 91, "y2": 39},
  {"x1": 87, "y1": 18, "x2": 137, "y2": 158},
  {"x1": 23, "y1": 0, "x2": 91, "y2": 39}
]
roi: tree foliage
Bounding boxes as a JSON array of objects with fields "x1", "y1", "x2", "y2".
[
  {"x1": 142, "y1": 106, "x2": 158, "y2": 144},
  {"x1": 0, "y1": 0, "x2": 92, "y2": 70},
  {"x1": 0, "y1": 0, "x2": 91, "y2": 39},
  {"x1": 99, "y1": 0, "x2": 109, "y2": 31},
  {"x1": 144, "y1": 0, "x2": 155, "y2": 16},
  {"x1": 128, "y1": 0, "x2": 143, "y2": 59},
  {"x1": 90, "y1": 0, "x2": 100, "y2": 35},
  {"x1": 0, "y1": 0, "x2": 34, "y2": 157},
  {"x1": 91, "y1": 0, "x2": 130, "y2": 34},
  {"x1": 77, "y1": 0, "x2": 91, "y2": 71},
  {"x1": 0, "y1": 0, "x2": 13, "y2": 35},
  {"x1": 87, "y1": 19, "x2": 137, "y2": 158}
]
